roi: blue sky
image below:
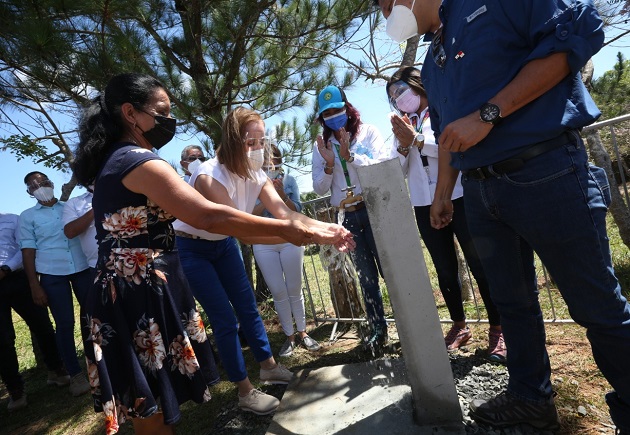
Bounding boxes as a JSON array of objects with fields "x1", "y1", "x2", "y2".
[{"x1": 1, "y1": 32, "x2": 628, "y2": 216}]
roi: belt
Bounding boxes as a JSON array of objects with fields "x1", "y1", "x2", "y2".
[
  {"x1": 340, "y1": 201, "x2": 365, "y2": 213},
  {"x1": 175, "y1": 230, "x2": 203, "y2": 240},
  {"x1": 463, "y1": 131, "x2": 577, "y2": 181}
]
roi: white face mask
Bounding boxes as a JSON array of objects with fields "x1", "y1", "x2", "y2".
[
  {"x1": 187, "y1": 158, "x2": 202, "y2": 175},
  {"x1": 247, "y1": 148, "x2": 265, "y2": 171},
  {"x1": 32, "y1": 186, "x2": 55, "y2": 202},
  {"x1": 266, "y1": 169, "x2": 281, "y2": 179},
  {"x1": 386, "y1": 0, "x2": 418, "y2": 43}
]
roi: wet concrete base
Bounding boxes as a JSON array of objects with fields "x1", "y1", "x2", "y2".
[{"x1": 266, "y1": 358, "x2": 464, "y2": 435}]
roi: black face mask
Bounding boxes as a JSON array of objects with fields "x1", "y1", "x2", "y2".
[{"x1": 139, "y1": 112, "x2": 177, "y2": 150}]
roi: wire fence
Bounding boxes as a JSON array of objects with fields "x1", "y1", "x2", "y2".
[{"x1": 298, "y1": 114, "x2": 630, "y2": 334}]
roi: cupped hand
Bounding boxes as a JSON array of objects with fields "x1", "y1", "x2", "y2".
[
  {"x1": 390, "y1": 114, "x2": 416, "y2": 147},
  {"x1": 429, "y1": 199, "x2": 454, "y2": 229},
  {"x1": 311, "y1": 223, "x2": 355, "y2": 252},
  {"x1": 338, "y1": 128, "x2": 352, "y2": 160},
  {"x1": 316, "y1": 135, "x2": 335, "y2": 166},
  {"x1": 272, "y1": 178, "x2": 284, "y2": 194}
]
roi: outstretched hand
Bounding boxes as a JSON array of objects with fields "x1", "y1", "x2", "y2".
[{"x1": 311, "y1": 222, "x2": 356, "y2": 252}]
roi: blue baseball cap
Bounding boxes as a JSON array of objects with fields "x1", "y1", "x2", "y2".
[{"x1": 317, "y1": 85, "x2": 346, "y2": 116}]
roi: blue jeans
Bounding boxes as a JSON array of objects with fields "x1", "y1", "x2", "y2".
[
  {"x1": 462, "y1": 135, "x2": 630, "y2": 429},
  {"x1": 39, "y1": 268, "x2": 91, "y2": 376},
  {"x1": 415, "y1": 198, "x2": 501, "y2": 326},
  {"x1": 342, "y1": 207, "x2": 386, "y2": 329},
  {"x1": 176, "y1": 236, "x2": 273, "y2": 383},
  {"x1": 0, "y1": 270, "x2": 63, "y2": 394}
]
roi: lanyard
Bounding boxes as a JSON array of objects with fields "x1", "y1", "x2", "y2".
[
  {"x1": 412, "y1": 110, "x2": 431, "y2": 172},
  {"x1": 333, "y1": 142, "x2": 353, "y2": 187}
]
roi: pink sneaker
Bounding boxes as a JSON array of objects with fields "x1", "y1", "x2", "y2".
[
  {"x1": 488, "y1": 329, "x2": 507, "y2": 363},
  {"x1": 444, "y1": 325, "x2": 472, "y2": 350}
]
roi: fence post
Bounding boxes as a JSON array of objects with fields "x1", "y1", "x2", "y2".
[{"x1": 357, "y1": 158, "x2": 464, "y2": 432}]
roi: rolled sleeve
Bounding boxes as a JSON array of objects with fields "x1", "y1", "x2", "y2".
[
  {"x1": 18, "y1": 211, "x2": 37, "y2": 250},
  {"x1": 524, "y1": 0, "x2": 604, "y2": 74}
]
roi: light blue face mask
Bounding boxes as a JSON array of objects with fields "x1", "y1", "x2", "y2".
[{"x1": 323, "y1": 111, "x2": 348, "y2": 131}]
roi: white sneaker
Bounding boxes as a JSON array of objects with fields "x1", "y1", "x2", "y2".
[
  {"x1": 47, "y1": 369, "x2": 71, "y2": 387},
  {"x1": 238, "y1": 389, "x2": 280, "y2": 415},
  {"x1": 260, "y1": 363, "x2": 293, "y2": 385},
  {"x1": 69, "y1": 373, "x2": 90, "y2": 396}
]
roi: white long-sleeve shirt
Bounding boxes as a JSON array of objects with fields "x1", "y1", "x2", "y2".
[
  {"x1": 312, "y1": 123, "x2": 389, "y2": 208},
  {"x1": 389, "y1": 108, "x2": 463, "y2": 207}
]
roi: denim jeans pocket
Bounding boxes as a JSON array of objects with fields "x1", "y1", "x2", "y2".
[
  {"x1": 502, "y1": 145, "x2": 579, "y2": 187},
  {"x1": 587, "y1": 163, "x2": 611, "y2": 208}
]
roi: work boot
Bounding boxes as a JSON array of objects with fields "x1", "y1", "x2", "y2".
[{"x1": 469, "y1": 391, "x2": 560, "y2": 431}]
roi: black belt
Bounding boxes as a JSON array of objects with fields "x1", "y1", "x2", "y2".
[{"x1": 463, "y1": 131, "x2": 577, "y2": 180}]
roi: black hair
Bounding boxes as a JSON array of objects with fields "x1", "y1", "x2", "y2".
[
  {"x1": 23, "y1": 171, "x2": 48, "y2": 185},
  {"x1": 386, "y1": 66, "x2": 427, "y2": 106},
  {"x1": 72, "y1": 73, "x2": 165, "y2": 186},
  {"x1": 317, "y1": 88, "x2": 362, "y2": 143},
  {"x1": 372, "y1": 0, "x2": 380, "y2": 6}
]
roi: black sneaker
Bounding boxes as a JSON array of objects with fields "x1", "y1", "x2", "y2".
[
  {"x1": 606, "y1": 391, "x2": 630, "y2": 435},
  {"x1": 469, "y1": 391, "x2": 560, "y2": 431}
]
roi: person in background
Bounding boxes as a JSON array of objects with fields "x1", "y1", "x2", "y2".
[
  {"x1": 0, "y1": 212, "x2": 70, "y2": 411},
  {"x1": 175, "y1": 106, "x2": 353, "y2": 416},
  {"x1": 73, "y1": 73, "x2": 353, "y2": 434},
  {"x1": 62, "y1": 185, "x2": 98, "y2": 272},
  {"x1": 180, "y1": 145, "x2": 206, "y2": 183},
  {"x1": 375, "y1": 0, "x2": 630, "y2": 433},
  {"x1": 252, "y1": 144, "x2": 320, "y2": 357},
  {"x1": 19, "y1": 172, "x2": 91, "y2": 398},
  {"x1": 312, "y1": 85, "x2": 389, "y2": 350},
  {"x1": 385, "y1": 66, "x2": 505, "y2": 362}
]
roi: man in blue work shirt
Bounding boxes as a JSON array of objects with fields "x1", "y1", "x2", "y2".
[
  {"x1": 375, "y1": 0, "x2": 630, "y2": 432},
  {"x1": 0, "y1": 212, "x2": 70, "y2": 411},
  {"x1": 19, "y1": 171, "x2": 91, "y2": 397}
]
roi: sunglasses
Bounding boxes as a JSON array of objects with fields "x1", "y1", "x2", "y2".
[
  {"x1": 431, "y1": 26, "x2": 446, "y2": 69},
  {"x1": 184, "y1": 156, "x2": 206, "y2": 162}
]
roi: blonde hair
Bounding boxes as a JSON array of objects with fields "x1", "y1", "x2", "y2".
[{"x1": 217, "y1": 107, "x2": 263, "y2": 179}]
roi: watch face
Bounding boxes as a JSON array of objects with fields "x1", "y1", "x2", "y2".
[{"x1": 481, "y1": 103, "x2": 500, "y2": 123}]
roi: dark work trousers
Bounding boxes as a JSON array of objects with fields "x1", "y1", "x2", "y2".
[{"x1": 0, "y1": 270, "x2": 63, "y2": 395}]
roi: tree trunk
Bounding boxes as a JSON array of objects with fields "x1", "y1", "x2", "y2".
[
  {"x1": 254, "y1": 260, "x2": 271, "y2": 303},
  {"x1": 585, "y1": 130, "x2": 630, "y2": 249},
  {"x1": 241, "y1": 243, "x2": 254, "y2": 288},
  {"x1": 316, "y1": 207, "x2": 365, "y2": 320}
]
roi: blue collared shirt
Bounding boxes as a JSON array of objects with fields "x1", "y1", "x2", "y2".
[
  {"x1": 19, "y1": 201, "x2": 89, "y2": 275},
  {"x1": 0, "y1": 213, "x2": 23, "y2": 271},
  {"x1": 421, "y1": 0, "x2": 604, "y2": 170}
]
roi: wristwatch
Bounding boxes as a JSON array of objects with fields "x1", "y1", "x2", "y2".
[
  {"x1": 0, "y1": 265, "x2": 11, "y2": 274},
  {"x1": 413, "y1": 133, "x2": 425, "y2": 147},
  {"x1": 346, "y1": 153, "x2": 355, "y2": 163},
  {"x1": 479, "y1": 102, "x2": 502, "y2": 125}
]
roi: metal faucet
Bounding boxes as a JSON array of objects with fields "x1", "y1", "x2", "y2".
[{"x1": 339, "y1": 185, "x2": 363, "y2": 209}]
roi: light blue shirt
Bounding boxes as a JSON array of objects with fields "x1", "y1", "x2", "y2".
[
  {"x1": 260, "y1": 173, "x2": 303, "y2": 218},
  {"x1": 0, "y1": 213, "x2": 23, "y2": 271},
  {"x1": 19, "y1": 201, "x2": 89, "y2": 275},
  {"x1": 62, "y1": 192, "x2": 97, "y2": 268}
]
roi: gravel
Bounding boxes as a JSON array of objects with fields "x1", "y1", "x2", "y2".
[{"x1": 204, "y1": 347, "x2": 607, "y2": 435}]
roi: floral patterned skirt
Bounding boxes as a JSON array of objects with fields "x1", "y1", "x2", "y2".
[{"x1": 82, "y1": 250, "x2": 220, "y2": 434}]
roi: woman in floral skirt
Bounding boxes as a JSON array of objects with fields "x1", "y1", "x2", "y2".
[{"x1": 72, "y1": 73, "x2": 354, "y2": 435}]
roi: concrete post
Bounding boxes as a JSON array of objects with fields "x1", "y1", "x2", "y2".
[{"x1": 357, "y1": 158, "x2": 464, "y2": 432}]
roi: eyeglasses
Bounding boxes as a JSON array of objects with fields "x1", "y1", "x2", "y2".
[
  {"x1": 431, "y1": 26, "x2": 446, "y2": 69},
  {"x1": 184, "y1": 156, "x2": 206, "y2": 162}
]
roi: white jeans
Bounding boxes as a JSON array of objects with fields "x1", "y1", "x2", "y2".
[{"x1": 253, "y1": 242, "x2": 305, "y2": 336}]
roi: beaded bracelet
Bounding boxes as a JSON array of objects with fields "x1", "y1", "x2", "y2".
[{"x1": 397, "y1": 144, "x2": 411, "y2": 154}]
